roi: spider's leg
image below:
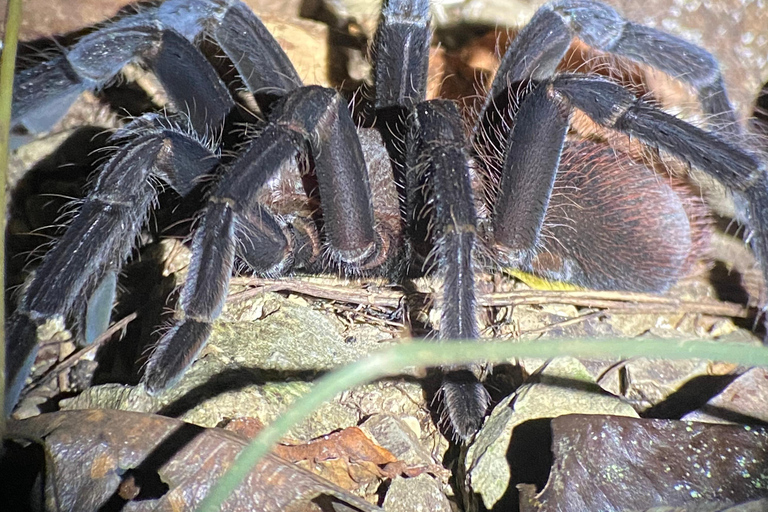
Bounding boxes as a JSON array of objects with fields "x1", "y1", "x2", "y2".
[
  {"x1": 478, "y1": 0, "x2": 736, "y2": 131},
  {"x1": 12, "y1": 11, "x2": 159, "y2": 144},
  {"x1": 12, "y1": 9, "x2": 234, "y2": 145},
  {"x1": 196, "y1": 0, "x2": 303, "y2": 103},
  {"x1": 550, "y1": 74, "x2": 768, "y2": 285},
  {"x1": 410, "y1": 100, "x2": 489, "y2": 441},
  {"x1": 373, "y1": 0, "x2": 430, "y2": 111},
  {"x1": 370, "y1": 0, "x2": 432, "y2": 243},
  {"x1": 371, "y1": 0, "x2": 490, "y2": 440},
  {"x1": 141, "y1": 134, "x2": 289, "y2": 393},
  {"x1": 300, "y1": 92, "x2": 379, "y2": 266},
  {"x1": 491, "y1": 84, "x2": 569, "y2": 270},
  {"x1": 78, "y1": 31, "x2": 236, "y2": 349},
  {"x1": 143, "y1": 86, "x2": 380, "y2": 392},
  {"x1": 5, "y1": 120, "x2": 219, "y2": 414},
  {"x1": 12, "y1": 0, "x2": 299, "y2": 143},
  {"x1": 549, "y1": 0, "x2": 736, "y2": 130},
  {"x1": 372, "y1": 0, "x2": 433, "y2": 256},
  {"x1": 146, "y1": 30, "x2": 235, "y2": 136},
  {"x1": 166, "y1": 1, "x2": 379, "y2": 263},
  {"x1": 474, "y1": 0, "x2": 739, "y2": 170}
]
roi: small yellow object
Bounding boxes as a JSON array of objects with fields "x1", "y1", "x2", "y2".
[{"x1": 505, "y1": 269, "x2": 582, "y2": 291}]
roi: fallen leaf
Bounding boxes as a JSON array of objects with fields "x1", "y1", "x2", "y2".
[
  {"x1": 5, "y1": 409, "x2": 382, "y2": 512},
  {"x1": 525, "y1": 414, "x2": 768, "y2": 511}
]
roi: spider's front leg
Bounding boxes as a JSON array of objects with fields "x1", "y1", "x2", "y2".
[
  {"x1": 11, "y1": 0, "x2": 296, "y2": 147},
  {"x1": 5, "y1": 118, "x2": 220, "y2": 414},
  {"x1": 373, "y1": 0, "x2": 488, "y2": 441},
  {"x1": 12, "y1": 9, "x2": 234, "y2": 146},
  {"x1": 142, "y1": 86, "x2": 383, "y2": 392},
  {"x1": 409, "y1": 101, "x2": 490, "y2": 440},
  {"x1": 5, "y1": 26, "x2": 238, "y2": 414}
]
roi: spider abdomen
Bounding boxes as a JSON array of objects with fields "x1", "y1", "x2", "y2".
[{"x1": 529, "y1": 141, "x2": 710, "y2": 293}]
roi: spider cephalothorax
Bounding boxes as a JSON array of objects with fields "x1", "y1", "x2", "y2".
[{"x1": 6, "y1": 0, "x2": 768, "y2": 442}]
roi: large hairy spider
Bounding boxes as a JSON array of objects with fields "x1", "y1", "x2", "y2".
[{"x1": 6, "y1": 0, "x2": 768, "y2": 442}]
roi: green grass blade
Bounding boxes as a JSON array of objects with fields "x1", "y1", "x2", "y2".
[
  {"x1": 0, "y1": 0, "x2": 23, "y2": 434},
  {"x1": 197, "y1": 336, "x2": 768, "y2": 511}
]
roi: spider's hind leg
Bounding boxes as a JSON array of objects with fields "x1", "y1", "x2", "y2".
[
  {"x1": 477, "y1": 0, "x2": 737, "y2": 137},
  {"x1": 550, "y1": 74, "x2": 768, "y2": 291},
  {"x1": 473, "y1": 0, "x2": 742, "y2": 198},
  {"x1": 489, "y1": 79, "x2": 709, "y2": 293}
]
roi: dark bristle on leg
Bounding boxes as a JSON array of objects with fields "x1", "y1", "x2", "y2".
[
  {"x1": 409, "y1": 101, "x2": 489, "y2": 441},
  {"x1": 144, "y1": 85, "x2": 381, "y2": 393},
  {"x1": 6, "y1": 124, "x2": 219, "y2": 414}
]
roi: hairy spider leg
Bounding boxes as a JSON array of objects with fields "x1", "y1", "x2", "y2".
[
  {"x1": 5, "y1": 119, "x2": 220, "y2": 415},
  {"x1": 6, "y1": 24, "x2": 238, "y2": 414},
  {"x1": 8, "y1": 0, "x2": 385, "y2": 409},
  {"x1": 370, "y1": 0, "x2": 432, "y2": 245},
  {"x1": 472, "y1": 0, "x2": 763, "y2": 292},
  {"x1": 373, "y1": 0, "x2": 489, "y2": 441},
  {"x1": 490, "y1": 80, "x2": 707, "y2": 291},
  {"x1": 409, "y1": 101, "x2": 491, "y2": 440},
  {"x1": 489, "y1": 72, "x2": 767, "y2": 293},
  {"x1": 475, "y1": 0, "x2": 739, "y2": 158},
  {"x1": 162, "y1": 0, "x2": 382, "y2": 265},
  {"x1": 10, "y1": 0, "x2": 299, "y2": 146},
  {"x1": 372, "y1": 0, "x2": 430, "y2": 111},
  {"x1": 129, "y1": 3, "x2": 383, "y2": 392},
  {"x1": 549, "y1": 75, "x2": 768, "y2": 284},
  {"x1": 166, "y1": 0, "x2": 380, "y2": 266},
  {"x1": 472, "y1": 0, "x2": 743, "y2": 250},
  {"x1": 142, "y1": 87, "x2": 379, "y2": 392}
]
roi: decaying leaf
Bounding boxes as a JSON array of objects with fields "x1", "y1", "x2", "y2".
[
  {"x1": 5, "y1": 409, "x2": 382, "y2": 512},
  {"x1": 222, "y1": 419, "x2": 442, "y2": 494},
  {"x1": 522, "y1": 414, "x2": 768, "y2": 512}
]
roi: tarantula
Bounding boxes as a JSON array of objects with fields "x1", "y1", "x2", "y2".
[{"x1": 6, "y1": 0, "x2": 768, "y2": 442}]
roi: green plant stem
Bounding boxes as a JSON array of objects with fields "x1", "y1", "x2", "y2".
[
  {"x1": 197, "y1": 336, "x2": 768, "y2": 511},
  {"x1": 0, "y1": 0, "x2": 23, "y2": 436}
]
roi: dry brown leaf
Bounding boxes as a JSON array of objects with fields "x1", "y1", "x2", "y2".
[{"x1": 6, "y1": 409, "x2": 381, "y2": 512}]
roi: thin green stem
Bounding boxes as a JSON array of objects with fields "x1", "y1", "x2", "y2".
[
  {"x1": 197, "y1": 337, "x2": 768, "y2": 511},
  {"x1": 0, "y1": 0, "x2": 23, "y2": 435}
]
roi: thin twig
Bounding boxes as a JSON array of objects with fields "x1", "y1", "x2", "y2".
[
  {"x1": 23, "y1": 312, "x2": 138, "y2": 398},
  {"x1": 227, "y1": 276, "x2": 752, "y2": 319}
]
